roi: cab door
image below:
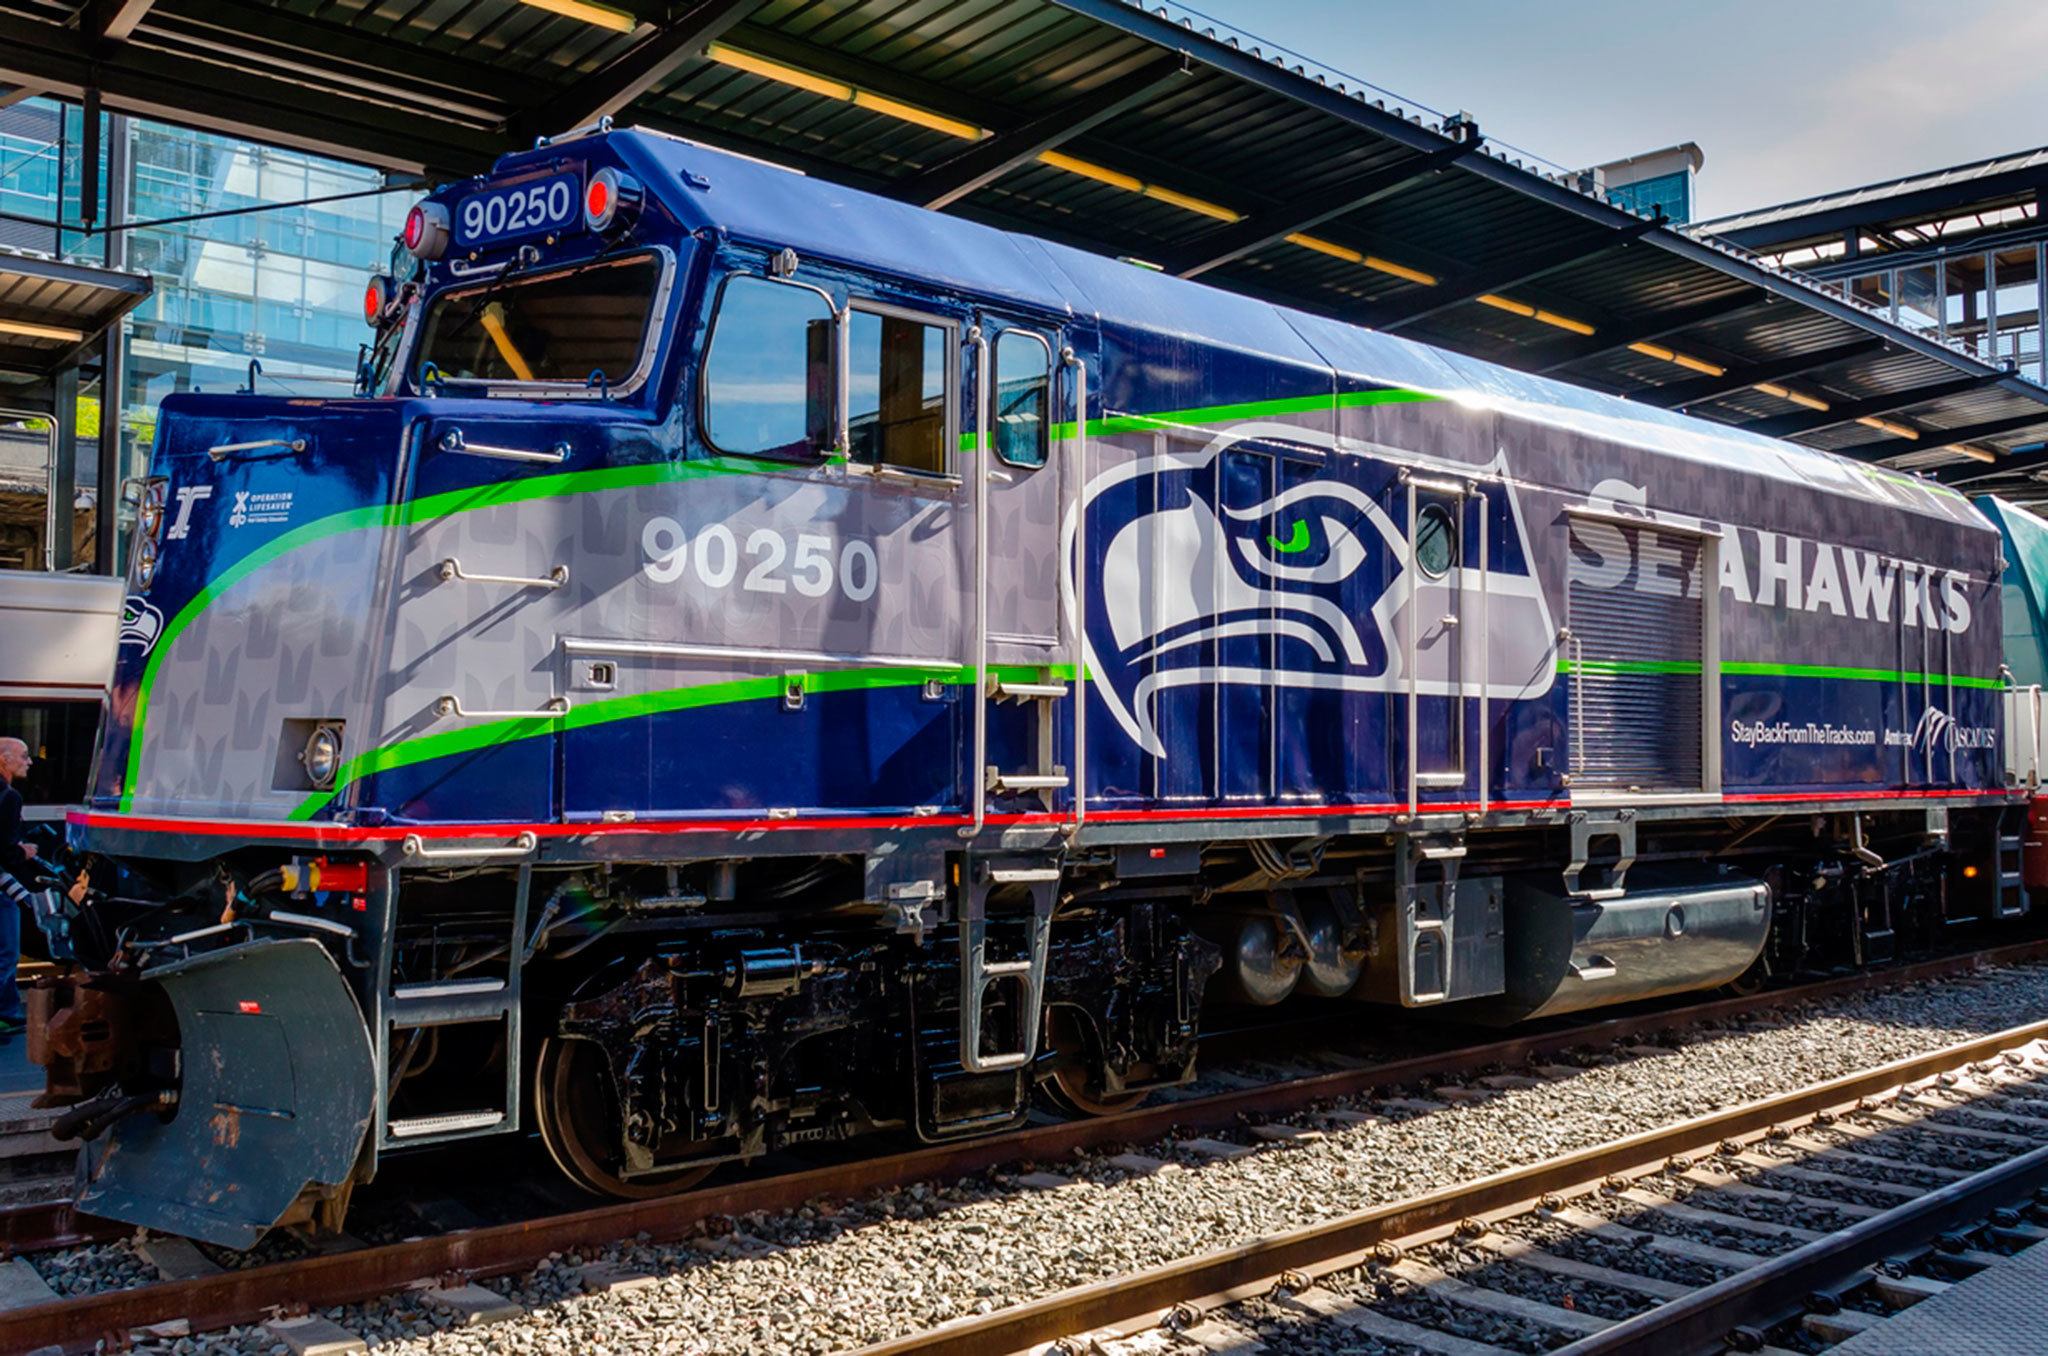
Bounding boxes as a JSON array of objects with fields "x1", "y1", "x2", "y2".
[
  {"x1": 969, "y1": 318, "x2": 1073, "y2": 818},
  {"x1": 1398, "y1": 472, "x2": 1479, "y2": 806}
]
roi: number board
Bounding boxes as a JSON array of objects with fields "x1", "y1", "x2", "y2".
[{"x1": 454, "y1": 172, "x2": 582, "y2": 249}]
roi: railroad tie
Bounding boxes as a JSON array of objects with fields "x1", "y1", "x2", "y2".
[
  {"x1": 1473, "y1": 1233, "x2": 1690, "y2": 1301},
  {"x1": 1276, "y1": 1288, "x2": 1518, "y2": 1356},
  {"x1": 1549, "y1": 1205, "x2": 1765, "y2": 1271},
  {"x1": 1612, "y1": 1187, "x2": 1824, "y2": 1244},
  {"x1": 261, "y1": 1315, "x2": 369, "y2": 1356},
  {"x1": 1382, "y1": 1257, "x2": 1611, "y2": 1336}
]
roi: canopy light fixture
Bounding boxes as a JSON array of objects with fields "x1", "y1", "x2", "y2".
[
  {"x1": 1480, "y1": 294, "x2": 1595, "y2": 336},
  {"x1": 1857, "y1": 416, "x2": 1920, "y2": 440},
  {"x1": 517, "y1": 0, "x2": 635, "y2": 33},
  {"x1": 1628, "y1": 341, "x2": 1723, "y2": 376},
  {"x1": 1284, "y1": 234, "x2": 1438, "y2": 286},
  {"x1": 1753, "y1": 381, "x2": 1830, "y2": 412},
  {"x1": 0, "y1": 317, "x2": 85, "y2": 342},
  {"x1": 1947, "y1": 444, "x2": 1998, "y2": 463}
]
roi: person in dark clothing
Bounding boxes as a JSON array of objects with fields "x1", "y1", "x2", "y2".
[{"x1": 0, "y1": 737, "x2": 37, "y2": 1034}]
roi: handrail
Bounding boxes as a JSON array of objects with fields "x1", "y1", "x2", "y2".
[
  {"x1": 438, "y1": 428, "x2": 568, "y2": 464},
  {"x1": 1064, "y1": 346, "x2": 1089, "y2": 832},
  {"x1": 208, "y1": 437, "x2": 306, "y2": 463},
  {"x1": 434, "y1": 695, "x2": 569, "y2": 720},
  {"x1": 438, "y1": 557, "x2": 568, "y2": 590},
  {"x1": 401, "y1": 831, "x2": 539, "y2": 861},
  {"x1": 962, "y1": 325, "x2": 991, "y2": 841}
]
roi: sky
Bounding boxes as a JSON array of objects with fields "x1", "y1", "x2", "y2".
[{"x1": 1189, "y1": 0, "x2": 2048, "y2": 221}]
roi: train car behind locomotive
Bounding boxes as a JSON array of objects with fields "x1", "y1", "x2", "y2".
[{"x1": 26, "y1": 125, "x2": 2034, "y2": 1248}]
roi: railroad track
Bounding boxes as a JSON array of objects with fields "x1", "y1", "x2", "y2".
[
  {"x1": 860, "y1": 1024, "x2": 2048, "y2": 1356},
  {"x1": 1, "y1": 939, "x2": 2045, "y2": 1352}
]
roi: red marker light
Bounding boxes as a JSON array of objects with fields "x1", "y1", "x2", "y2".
[
  {"x1": 237, "y1": 1000, "x2": 263, "y2": 1015},
  {"x1": 402, "y1": 201, "x2": 449, "y2": 260},
  {"x1": 582, "y1": 168, "x2": 640, "y2": 233}
]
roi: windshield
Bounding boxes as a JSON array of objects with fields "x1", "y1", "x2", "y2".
[{"x1": 415, "y1": 252, "x2": 662, "y2": 388}]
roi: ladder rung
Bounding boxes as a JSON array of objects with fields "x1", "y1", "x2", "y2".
[
  {"x1": 991, "y1": 773, "x2": 1068, "y2": 791},
  {"x1": 387, "y1": 1110, "x2": 504, "y2": 1139},
  {"x1": 988, "y1": 866, "x2": 1061, "y2": 883},
  {"x1": 392, "y1": 978, "x2": 505, "y2": 1000},
  {"x1": 992, "y1": 678, "x2": 1069, "y2": 701}
]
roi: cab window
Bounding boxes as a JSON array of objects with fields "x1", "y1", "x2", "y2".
[
  {"x1": 993, "y1": 331, "x2": 1051, "y2": 468},
  {"x1": 701, "y1": 276, "x2": 834, "y2": 457},
  {"x1": 848, "y1": 307, "x2": 952, "y2": 475},
  {"x1": 416, "y1": 253, "x2": 661, "y2": 387}
]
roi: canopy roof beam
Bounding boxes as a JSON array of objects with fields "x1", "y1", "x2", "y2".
[
  {"x1": 1640, "y1": 338, "x2": 1886, "y2": 409},
  {"x1": 1168, "y1": 135, "x2": 1480, "y2": 278},
  {"x1": 1524, "y1": 292, "x2": 1767, "y2": 373},
  {"x1": 1367, "y1": 216, "x2": 1661, "y2": 333},
  {"x1": 905, "y1": 54, "x2": 1187, "y2": 210},
  {"x1": 509, "y1": 0, "x2": 758, "y2": 143},
  {"x1": 79, "y1": 0, "x2": 153, "y2": 44},
  {"x1": 1741, "y1": 372, "x2": 2005, "y2": 439},
  {"x1": 1841, "y1": 410, "x2": 2048, "y2": 461}
]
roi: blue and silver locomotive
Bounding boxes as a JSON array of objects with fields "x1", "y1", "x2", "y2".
[{"x1": 29, "y1": 127, "x2": 2034, "y2": 1246}]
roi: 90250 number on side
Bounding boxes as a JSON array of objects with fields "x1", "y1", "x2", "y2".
[{"x1": 641, "y1": 518, "x2": 879, "y2": 603}]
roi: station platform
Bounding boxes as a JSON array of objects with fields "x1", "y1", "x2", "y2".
[{"x1": 1834, "y1": 1242, "x2": 2048, "y2": 1354}]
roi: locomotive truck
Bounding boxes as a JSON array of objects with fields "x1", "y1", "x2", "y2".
[{"x1": 26, "y1": 125, "x2": 2038, "y2": 1248}]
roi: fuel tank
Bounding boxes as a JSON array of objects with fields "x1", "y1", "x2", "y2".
[{"x1": 1473, "y1": 869, "x2": 1771, "y2": 1023}]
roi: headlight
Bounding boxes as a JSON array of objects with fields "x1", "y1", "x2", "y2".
[
  {"x1": 133, "y1": 536, "x2": 158, "y2": 590},
  {"x1": 301, "y1": 723, "x2": 343, "y2": 789}
]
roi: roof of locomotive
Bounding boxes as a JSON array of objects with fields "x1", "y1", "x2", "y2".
[{"x1": 508, "y1": 129, "x2": 1989, "y2": 531}]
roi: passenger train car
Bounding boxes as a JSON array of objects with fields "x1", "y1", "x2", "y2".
[{"x1": 27, "y1": 126, "x2": 2036, "y2": 1247}]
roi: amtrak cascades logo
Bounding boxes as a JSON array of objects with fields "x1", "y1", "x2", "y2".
[
  {"x1": 1903, "y1": 705, "x2": 1995, "y2": 753},
  {"x1": 1063, "y1": 424, "x2": 1557, "y2": 758},
  {"x1": 118, "y1": 596, "x2": 163, "y2": 654}
]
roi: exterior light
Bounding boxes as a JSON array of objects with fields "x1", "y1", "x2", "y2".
[
  {"x1": 133, "y1": 536, "x2": 159, "y2": 591},
  {"x1": 402, "y1": 201, "x2": 450, "y2": 260},
  {"x1": 301, "y1": 723, "x2": 344, "y2": 790},
  {"x1": 518, "y1": 0, "x2": 635, "y2": 32},
  {"x1": 363, "y1": 274, "x2": 398, "y2": 327},
  {"x1": 0, "y1": 318, "x2": 86, "y2": 342},
  {"x1": 584, "y1": 167, "x2": 642, "y2": 233}
]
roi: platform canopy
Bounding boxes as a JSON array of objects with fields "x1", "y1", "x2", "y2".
[
  {"x1": 0, "y1": 245, "x2": 150, "y2": 378},
  {"x1": 3, "y1": 0, "x2": 2044, "y2": 479}
]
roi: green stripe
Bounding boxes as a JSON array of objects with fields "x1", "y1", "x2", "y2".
[
  {"x1": 132, "y1": 384, "x2": 1438, "y2": 812},
  {"x1": 961, "y1": 386, "x2": 1441, "y2": 452},
  {"x1": 1724, "y1": 660, "x2": 2005, "y2": 689},
  {"x1": 1558, "y1": 657, "x2": 1703, "y2": 676},
  {"x1": 286, "y1": 661, "x2": 1081, "y2": 821},
  {"x1": 1558, "y1": 657, "x2": 2005, "y2": 688},
  {"x1": 121, "y1": 454, "x2": 777, "y2": 812}
]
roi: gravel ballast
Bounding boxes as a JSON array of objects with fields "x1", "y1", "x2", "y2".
[{"x1": 85, "y1": 961, "x2": 2048, "y2": 1355}]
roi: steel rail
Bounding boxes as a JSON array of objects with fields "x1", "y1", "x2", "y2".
[
  {"x1": 1557, "y1": 1141, "x2": 2048, "y2": 1354},
  {"x1": 846, "y1": 1017, "x2": 2048, "y2": 1356},
  {"x1": 2, "y1": 938, "x2": 2045, "y2": 1349}
]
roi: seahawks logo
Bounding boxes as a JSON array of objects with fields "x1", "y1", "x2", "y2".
[
  {"x1": 119, "y1": 596, "x2": 164, "y2": 654},
  {"x1": 1063, "y1": 423, "x2": 1558, "y2": 758}
]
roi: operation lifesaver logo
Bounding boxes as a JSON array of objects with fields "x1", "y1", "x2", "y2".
[{"x1": 227, "y1": 489, "x2": 293, "y2": 529}]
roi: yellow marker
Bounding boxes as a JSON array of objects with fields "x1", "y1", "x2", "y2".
[{"x1": 480, "y1": 303, "x2": 536, "y2": 382}]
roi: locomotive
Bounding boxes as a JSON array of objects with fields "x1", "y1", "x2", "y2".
[{"x1": 27, "y1": 126, "x2": 2035, "y2": 1248}]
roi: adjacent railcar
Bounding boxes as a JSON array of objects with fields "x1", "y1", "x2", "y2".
[{"x1": 29, "y1": 127, "x2": 2031, "y2": 1248}]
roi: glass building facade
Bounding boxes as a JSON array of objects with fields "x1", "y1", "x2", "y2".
[{"x1": 0, "y1": 97, "x2": 408, "y2": 569}]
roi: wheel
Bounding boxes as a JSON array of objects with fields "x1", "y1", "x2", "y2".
[
  {"x1": 533, "y1": 1037, "x2": 715, "y2": 1199},
  {"x1": 1037, "y1": 1011, "x2": 1147, "y2": 1117}
]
